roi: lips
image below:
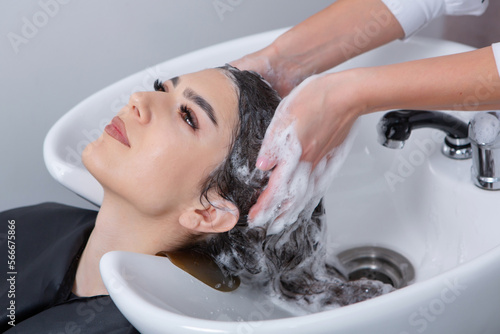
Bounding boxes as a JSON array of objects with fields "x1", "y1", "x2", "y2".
[{"x1": 105, "y1": 116, "x2": 130, "y2": 147}]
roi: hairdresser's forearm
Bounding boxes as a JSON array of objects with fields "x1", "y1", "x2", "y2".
[
  {"x1": 357, "y1": 46, "x2": 500, "y2": 114},
  {"x1": 267, "y1": 0, "x2": 404, "y2": 79}
]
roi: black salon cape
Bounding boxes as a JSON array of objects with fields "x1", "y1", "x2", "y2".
[{"x1": 0, "y1": 203, "x2": 139, "y2": 333}]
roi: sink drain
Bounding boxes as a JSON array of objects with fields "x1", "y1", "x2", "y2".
[{"x1": 337, "y1": 246, "x2": 415, "y2": 289}]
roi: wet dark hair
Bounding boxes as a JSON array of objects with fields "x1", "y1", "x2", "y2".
[{"x1": 189, "y1": 65, "x2": 390, "y2": 310}]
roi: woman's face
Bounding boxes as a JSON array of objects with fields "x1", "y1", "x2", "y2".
[{"x1": 83, "y1": 69, "x2": 239, "y2": 216}]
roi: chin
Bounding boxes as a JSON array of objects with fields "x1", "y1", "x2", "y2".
[{"x1": 82, "y1": 137, "x2": 110, "y2": 185}]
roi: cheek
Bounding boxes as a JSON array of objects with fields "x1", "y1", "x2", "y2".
[
  {"x1": 85, "y1": 126, "x2": 231, "y2": 217},
  {"x1": 123, "y1": 144, "x2": 209, "y2": 215}
]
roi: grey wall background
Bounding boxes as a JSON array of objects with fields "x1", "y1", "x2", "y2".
[
  {"x1": 0, "y1": 0, "x2": 333, "y2": 211},
  {"x1": 0, "y1": 0, "x2": 489, "y2": 211}
]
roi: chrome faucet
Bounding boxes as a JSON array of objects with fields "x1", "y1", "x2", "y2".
[
  {"x1": 468, "y1": 111, "x2": 500, "y2": 190},
  {"x1": 377, "y1": 110, "x2": 472, "y2": 160},
  {"x1": 377, "y1": 109, "x2": 500, "y2": 190}
]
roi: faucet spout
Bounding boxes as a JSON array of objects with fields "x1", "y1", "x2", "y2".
[
  {"x1": 377, "y1": 110, "x2": 472, "y2": 160},
  {"x1": 469, "y1": 111, "x2": 500, "y2": 190}
]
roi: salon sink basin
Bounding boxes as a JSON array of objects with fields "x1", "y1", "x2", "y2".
[{"x1": 45, "y1": 28, "x2": 500, "y2": 333}]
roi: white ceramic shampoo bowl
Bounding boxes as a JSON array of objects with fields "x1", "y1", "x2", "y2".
[{"x1": 45, "y1": 29, "x2": 500, "y2": 333}]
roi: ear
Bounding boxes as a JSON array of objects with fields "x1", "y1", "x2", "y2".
[{"x1": 179, "y1": 199, "x2": 239, "y2": 234}]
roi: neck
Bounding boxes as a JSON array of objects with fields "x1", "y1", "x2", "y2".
[{"x1": 73, "y1": 194, "x2": 191, "y2": 297}]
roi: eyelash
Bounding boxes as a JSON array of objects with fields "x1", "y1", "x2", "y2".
[
  {"x1": 154, "y1": 79, "x2": 165, "y2": 92},
  {"x1": 180, "y1": 105, "x2": 198, "y2": 130},
  {"x1": 153, "y1": 79, "x2": 198, "y2": 130}
]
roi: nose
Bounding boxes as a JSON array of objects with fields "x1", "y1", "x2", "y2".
[{"x1": 128, "y1": 92, "x2": 152, "y2": 124}]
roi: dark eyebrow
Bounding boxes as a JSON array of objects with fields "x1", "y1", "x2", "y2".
[
  {"x1": 170, "y1": 76, "x2": 179, "y2": 88},
  {"x1": 183, "y1": 88, "x2": 218, "y2": 127}
]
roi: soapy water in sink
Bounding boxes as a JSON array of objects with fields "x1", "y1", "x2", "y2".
[
  {"x1": 210, "y1": 117, "x2": 394, "y2": 314},
  {"x1": 215, "y1": 203, "x2": 394, "y2": 314}
]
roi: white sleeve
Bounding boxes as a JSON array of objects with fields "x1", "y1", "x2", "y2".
[
  {"x1": 381, "y1": 0, "x2": 489, "y2": 39},
  {"x1": 493, "y1": 43, "x2": 500, "y2": 78}
]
